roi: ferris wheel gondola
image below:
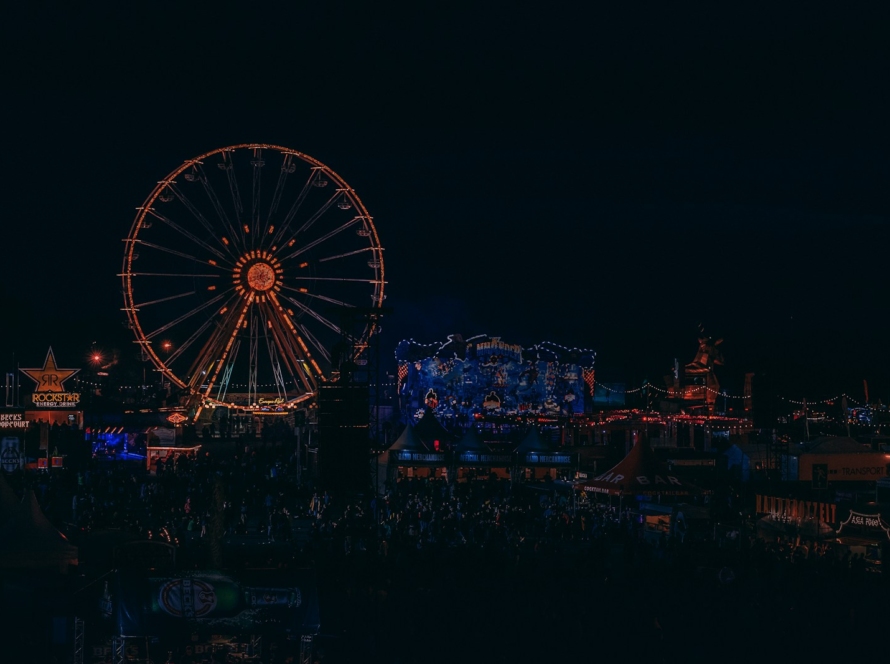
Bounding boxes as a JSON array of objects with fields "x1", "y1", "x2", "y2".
[{"x1": 121, "y1": 144, "x2": 385, "y2": 418}]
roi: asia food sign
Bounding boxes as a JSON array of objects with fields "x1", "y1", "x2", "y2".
[
  {"x1": 20, "y1": 348, "x2": 81, "y2": 409},
  {"x1": 837, "y1": 510, "x2": 890, "y2": 540}
]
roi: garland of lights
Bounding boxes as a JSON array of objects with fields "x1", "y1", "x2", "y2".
[{"x1": 589, "y1": 379, "x2": 865, "y2": 407}]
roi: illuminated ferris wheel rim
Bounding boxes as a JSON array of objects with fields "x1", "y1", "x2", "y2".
[{"x1": 120, "y1": 143, "x2": 385, "y2": 411}]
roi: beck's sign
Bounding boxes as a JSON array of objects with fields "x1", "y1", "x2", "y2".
[{"x1": 0, "y1": 411, "x2": 29, "y2": 431}]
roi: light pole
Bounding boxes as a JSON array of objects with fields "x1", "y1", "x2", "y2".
[{"x1": 88, "y1": 347, "x2": 104, "y2": 406}]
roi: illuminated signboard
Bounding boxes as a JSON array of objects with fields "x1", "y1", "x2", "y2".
[
  {"x1": 837, "y1": 510, "x2": 890, "y2": 540},
  {"x1": 258, "y1": 397, "x2": 285, "y2": 406},
  {"x1": 798, "y1": 453, "x2": 890, "y2": 483},
  {"x1": 20, "y1": 348, "x2": 81, "y2": 409},
  {"x1": 0, "y1": 410, "x2": 29, "y2": 431},
  {"x1": 397, "y1": 335, "x2": 595, "y2": 418},
  {"x1": 1, "y1": 410, "x2": 29, "y2": 472},
  {"x1": 755, "y1": 494, "x2": 837, "y2": 523}
]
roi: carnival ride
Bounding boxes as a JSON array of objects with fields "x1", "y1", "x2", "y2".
[{"x1": 121, "y1": 145, "x2": 385, "y2": 418}]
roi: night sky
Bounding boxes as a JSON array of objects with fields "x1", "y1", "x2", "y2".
[{"x1": 2, "y1": 5, "x2": 888, "y2": 401}]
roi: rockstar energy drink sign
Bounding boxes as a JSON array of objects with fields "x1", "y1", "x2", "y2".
[{"x1": 20, "y1": 348, "x2": 81, "y2": 409}]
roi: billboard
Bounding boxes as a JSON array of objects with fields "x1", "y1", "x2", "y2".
[
  {"x1": 112, "y1": 569, "x2": 320, "y2": 637},
  {"x1": 397, "y1": 334, "x2": 595, "y2": 419},
  {"x1": 798, "y1": 453, "x2": 890, "y2": 483},
  {"x1": 19, "y1": 348, "x2": 81, "y2": 410}
]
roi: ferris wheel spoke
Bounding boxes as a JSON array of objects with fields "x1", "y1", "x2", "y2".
[
  {"x1": 133, "y1": 290, "x2": 195, "y2": 309},
  {"x1": 144, "y1": 290, "x2": 230, "y2": 340},
  {"x1": 262, "y1": 320, "x2": 288, "y2": 400},
  {"x1": 216, "y1": 338, "x2": 240, "y2": 402},
  {"x1": 219, "y1": 151, "x2": 247, "y2": 248},
  {"x1": 167, "y1": 183, "x2": 233, "y2": 256},
  {"x1": 193, "y1": 295, "x2": 253, "y2": 396},
  {"x1": 125, "y1": 272, "x2": 220, "y2": 279},
  {"x1": 145, "y1": 208, "x2": 228, "y2": 261},
  {"x1": 280, "y1": 285, "x2": 356, "y2": 310},
  {"x1": 289, "y1": 275, "x2": 385, "y2": 284},
  {"x1": 164, "y1": 319, "x2": 214, "y2": 368},
  {"x1": 262, "y1": 301, "x2": 318, "y2": 394},
  {"x1": 317, "y1": 246, "x2": 381, "y2": 263},
  {"x1": 126, "y1": 272, "x2": 221, "y2": 278},
  {"x1": 263, "y1": 153, "x2": 292, "y2": 238},
  {"x1": 250, "y1": 148, "x2": 263, "y2": 239},
  {"x1": 259, "y1": 302, "x2": 304, "y2": 397},
  {"x1": 280, "y1": 293, "x2": 347, "y2": 338},
  {"x1": 164, "y1": 310, "x2": 222, "y2": 367},
  {"x1": 221, "y1": 151, "x2": 244, "y2": 218},
  {"x1": 282, "y1": 191, "x2": 341, "y2": 247},
  {"x1": 134, "y1": 239, "x2": 232, "y2": 268},
  {"x1": 267, "y1": 292, "x2": 326, "y2": 382},
  {"x1": 244, "y1": 308, "x2": 259, "y2": 403},
  {"x1": 281, "y1": 216, "x2": 364, "y2": 261},
  {"x1": 295, "y1": 321, "x2": 332, "y2": 364},
  {"x1": 203, "y1": 300, "x2": 250, "y2": 399},
  {"x1": 270, "y1": 168, "x2": 323, "y2": 247},
  {"x1": 195, "y1": 164, "x2": 242, "y2": 255},
  {"x1": 188, "y1": 315, "x2": 239, "y2": 390}
]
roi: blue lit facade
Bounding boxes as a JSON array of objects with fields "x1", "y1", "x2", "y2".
[{"x1": 396, "y1": 334, "x2": 595, "y2": 421}]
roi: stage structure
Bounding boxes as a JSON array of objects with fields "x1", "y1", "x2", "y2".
[
  {"x1": 121, "y1": 145, "x2": 385, "y2": 420},
  {"x1": 316, "y1": 306, "x2": 391, "y2": 491},
  {"x1": 396, "y1": 335, "x2": 595, "y2": 421}
]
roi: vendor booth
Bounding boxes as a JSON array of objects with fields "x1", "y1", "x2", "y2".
[
  {"x1": 386, "y1": 424, "x2": 446, "y2": 480},
  {"x1": 575, "y1": 438, "x2": 700, "y2": 499},
  {"x1": 513, "y1": 428, "x2": 575, "y2": 480},
  {"x1": 452, "y1": 428, "x2": 512, "y2": 480},
  {"x1": 830, "y1": 504, "x2": 890, "y2": 567},
  {"x1": 754, "y1": 493, "x2": 838, "y2": 541},
  {"x1": 413, "y1": 409, "x2": 456, "y2": 450}
]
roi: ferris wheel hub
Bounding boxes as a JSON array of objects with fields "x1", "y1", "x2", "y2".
[
  {"x1": 246, "y1": 262, "x2": 276, "y2": 292},
  {"x1": 233, "y1": 250, "x2": 282, "y2": 297}
]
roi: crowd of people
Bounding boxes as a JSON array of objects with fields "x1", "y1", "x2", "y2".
[
  {"x1": 4, "y1": 434, "x2": 890, "y2": 663},
  {"x1": 8, "y1": 439, "x2": 888, "y2": 584}
]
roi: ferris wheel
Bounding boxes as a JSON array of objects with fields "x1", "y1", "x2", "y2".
[{"x1": 121, "y1": 144, "x2": 385, "y2": 416}]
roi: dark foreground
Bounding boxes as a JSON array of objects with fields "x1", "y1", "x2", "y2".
[{"x1": 1, "y1": 443, "x2": 886, "y2": 663}]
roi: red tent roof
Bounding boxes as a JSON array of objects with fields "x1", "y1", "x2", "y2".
[
  {"x1": 0, "y1": 490, "x2": 78, "y2": 571},
  {"x1": 575, "y1": 440, "x2": 699, "y2": 497}
]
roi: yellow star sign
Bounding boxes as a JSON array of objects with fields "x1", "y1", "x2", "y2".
[{"x1": 20, "y1": 348, "x2": 80, "y2": 393}]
